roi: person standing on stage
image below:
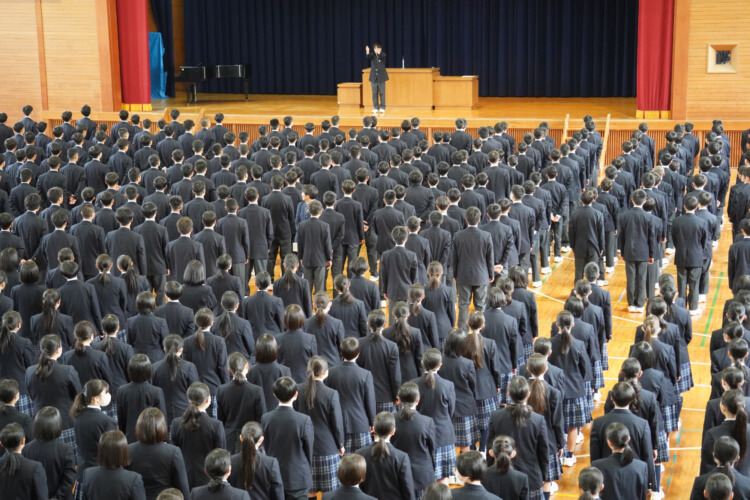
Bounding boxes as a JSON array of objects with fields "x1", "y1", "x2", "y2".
[{"x1": 366, "y1": 44, "x2": 389, "y2": 115}]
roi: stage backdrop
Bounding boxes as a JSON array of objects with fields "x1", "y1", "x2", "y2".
[{"x1": 184, "y1": 0, "x2": 638, "y2": 98}]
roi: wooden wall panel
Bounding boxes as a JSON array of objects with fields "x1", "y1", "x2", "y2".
[
  {"x1": 0, "y1": 0, "x2": 42, "y2": 122},
  {"x1": 685, "y1": 0, "x2": 750, "y2": 118}
]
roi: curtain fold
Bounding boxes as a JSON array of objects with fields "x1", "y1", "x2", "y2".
[
  {"x1": 636, "y1": 0, "x2": 674, "y2": 117},
  {"x1": 184, "y1": 0, "x2": 638, "y2": 97},
  {"x1": 150, "y1": 0, "x2": 175, "y2": 97},
  {"x1": 117, "y1": 0, "x2": 151, "y2": 110}
]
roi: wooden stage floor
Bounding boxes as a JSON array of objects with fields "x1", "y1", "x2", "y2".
[{"x1": 154, "y1": 93, "x2": 639, "y2": 121}]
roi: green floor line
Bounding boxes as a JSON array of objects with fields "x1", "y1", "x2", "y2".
[{"x1": 701, "y1": 272, "x2": 723, "y2": 347}]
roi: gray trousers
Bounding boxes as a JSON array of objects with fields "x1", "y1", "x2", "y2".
[
  {"x1": 605, "y1": 231, "x2": 617, "y2": 268},
  {"x1": 231, "y1": 262, "x2": 248, "y2": 296},
  {"x1": 677, "y1": 265, "x2": 702, "y2": 311},
  {"x1": 700, "y1": 258, "x2": 712, "y2": 295},
  {"x1": 538, "y1": 229, "x2": 550, "y2": 268},
  {"x1": 248, "y1": 258, "x2": 268, "y2": 281},
  {"x1": 574, "y1": 253, "x2": 599, "y2": 284},
  {"x1": 304, "y1": 266, "x2": 326, "y2": 295},
  {"x1": 147, "y1": 274, "x2": 167, "y2": 305},
  {"x1": 371, "y1": 81, "x2": 386, "y2": 109},
  {"x1": 342, "y1": 244, "x2": 360, "y2": 278},
  {"x1": 625, "y1": 260, "x2": 648, "y2": 307},
  {"x1": 364, "y1": 230, "x2": 378, "y2": 276},
  {"x1": 267, "y1": 239, "x2": 292, "y2": 279},
  {"x1": 457, "y1": 284, "x2": 488, "y2": 330}
]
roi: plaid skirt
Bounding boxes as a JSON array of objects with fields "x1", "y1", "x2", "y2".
[
  {"x1": 475, "y1": 397, "x2": 499, "y2": 430},
  {"x1": 602, "y1": 342, "x2": 609, "y2": 371},
  {"x1": 312, "y1": 453, "x2": 341, "y2": 493},
  {"x1": 344, "y1": 432, "x2": 372, "y2": 454},
  {"x1": 593, "y1": 360, "x2": 604, "y2": 390},
  {"x1": 584, "y1": 381, "x2": 595, "y2": 414},
  {"x1": 523, "y1": 343, "x2": 533, "y2": 362},
  {"x1": 433, "y1": 445, "x2": 457, "y2": 480},
  {"x1": 662, "y1": 404, "x2": 679, "y2": 434},
  {"x1": 496, "y1": 372, "x2": 514, "y2": 406},
  {"x1": 563, "y1": 396, "x2": 591, "y2": 429},
  {"x1": 17, "y1": 394, "x2": 33, "y2": 417},
  {"x1": 528, "y1": 488, "x2": 545, "y2": 500},
  {"x1": 656, "y1": 430, "x2": 670, "y2": 463},
  {"x1": 548, "y1": 452, "x2": 563, "y2": 481},
  {"x1": 376, "y1": 402, "x2": 396, "y2": 414},
  {"x1": 452, "y1": 415, "x2": 478, "y2": 448},
  {"x1": 677, "y1": 362, "x2": 694, "y2": 394}
]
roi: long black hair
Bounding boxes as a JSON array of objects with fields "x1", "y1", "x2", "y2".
[
  {"x1": 422, "y1": 348, "x2": 441, "y2": 389},
  {"x1": 0, "y1": 423, "x2": 24, "y2": 477},
  {"x1": 490, "y1": 435, "x2": 515, "y2": 473},
  {"x1": 216, "y1": 292, "x2": 240, "y2": 341},
  {"x1": 605, "y1": 422, "x2": 634, "y2": 466},
  {"x1": 204, "y1": 448, "x2": 231, "y2": 492},
  {"x1": 303, "y1": 356, "x2": 328, "y2": 410},
  {"x1": 163, "y1": 334, "x2": 184, "y2": 381},
  {"x1": 372, "y1": 412, "x2": 395, "y2": 460},
  {"x1": 181, "y1": 382, "x2": 210, "y2": 431},
  {"x1": 391, "y1": 302, "x2": 412, "y2": 354},
  {"x1": 228, "y1": 352, "x2": 248, "y2": 386},
  {"x1": 333, "y1": 274, "x2": 355, "y2": 305},
  {"x1": 240, "y1": 421, "x2": 262, "y2": 490},
  {"x1": 73, "y1": 321, "x2": 96, "y2": 356},
  {"x1": 70, "y1": 379, "x2": 110, "y2": 418},
  {"x1": 619, "y1": 358, "x2": 644, "y2": 415},
  {"x1": 280, "y1": 254, "x2": 299, "y2": 290},
  {"x1": 556, "y1": 310, "x2": 574, "y2": 355},
  {"x1": 577, "y1": 466, "x2": 604, "y2": 500},
  {"x1": 507, "y1": 376, "x2": 532, "y2": 428},
  {"x1": 313, "y1": 292, "x2": 330, "y2": 327},
  {"x1": 713, "y1": 436, "x2": 740, "y2": 487},
  {"x1": 722, "y1": 389, "x2": 748, "y2": 461},
  {"x1": 464, "y1": 311, "x2": 485, "y2": 369},
  {"x1": 0, "y1": 311, "x2": 20, "y2": 354},
  {"x1": 117, "y1": 255, "x2": 139, "y2": 295},
  {"x1": 397, "y1": 382, "x2": 419, "y2": 421},
  {"x1": 96, "y1": 254, "x2": 112, "y2": 286},
  {"x1": 40, "y1": 288, "x2": 60, "y2": 339},
  {"x1": 35, "y1": 334, "x2": 61, "y2": 382},
  {"x1": 526, "y1": 354, "x2": 548, "y2": 415}
]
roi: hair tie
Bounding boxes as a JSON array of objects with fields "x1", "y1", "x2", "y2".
[{"x1": 83, "y1": 385, "x2": 89, "y2": 398}]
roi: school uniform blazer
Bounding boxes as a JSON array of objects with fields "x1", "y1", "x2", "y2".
[
  {"x1": 215, "y1": 214, "x2": 250, "y2": 264},
  {"x1": 275, "y1": 329, "x2": 318, "y2": 383},
  {"x1": 247, "y1": 362, "x2": 291, "y2": 413},
  {"x1": 0, "y1": 452, "x2": 48, "y2": 500},
  {"x1": 482, "y1": 308, "x2": 518, "y2": 373},
  {"x1": 592, "y1": 410, "x2": 655, "y2": 486},
  {"x1": 405, "y1": 306, "x2": 438, "y2": 350},
  {"x1": 181, "y1": 284, "x2": 218, "y2": 314},
  {"x1": 383, "y1": 326, "x2": 423, "y2": 383},
  {"x1": 133, "y1": 220, "x2": 169, "y2": 276},
  {"x1": 194, "y1": 228, "x2": 226, "y2": 277},
  {"x1": 380, "y1": 245, "x2": 418, "y2": 301},
  {"x1": 92, "y1": 336, "x2": 133, "y2": 396},
  {"x1": 210, "y1": 313, "x2": 254, "y2": 359},
  {"x1": 569, "y1": 205, "x2": 605, "y2": 257},
  {"x1": 701, "y1": 420, "x2": 750, "y2": 476},
  {"x1": 392, "y1": 411, "x2": 436, "y2": 491},
  {"x1": 481, "y1": 468, "x2": 529, "y2": 500},
  {"x1": 207, "y1": 272, "x2": 243, "y2": 305},
  {"x1": 171, "y1": 412, "x2": 226, "y2": 489},
  {"x1": 672, "y1": 213, "x2": 709, "y2": 268},
  {"x1": 11, "y1": 282, "x2": 45, "y2": 341},
  {"x1": 127, "y1": 441, "x2": 189, "y2": 500},
  {"x1": 0, "y1": 230, "x2": 26, "y2": 260},
  {"x1": 0, "y1": 334, "x2": 34, "y2": 394},
  {"x1": 294, "y1": 380, "x2": 345, "y2": 456},
  {"x1": 322, "y1": 485, "x2": 376, "y2": 500},
  {"x1": 22, "y1": 438, "x2": 76, "y2": 500},
  {"x1": 74, "y1": 407, "x2": 118, "y2": 481},
  {"x1": 325, "y1": 361, "x2": 376, "y2": 434},
  {"x1": 105, "y1": 227, "x2": 148, "y2": 276},
  {"x1": 229, "y1": 453, "x2": 285, "y2": 500},
  {"x1": 216, "y1": 379, "x2": 267, "y2": 449},
  {"x1": 87, "y1": 274, "x2": 129, "y2": 326},
  {"x1": 58, "y1": 279, "x2": 103, "y2": 326},
  {"x1": 329, "y1": 296, "x2": 368, "y2": 339},
  {"x1": 60, "y1": 345, "x2": 112, "y2": 387},
  {"x1": 486, "y1": 408, "x2": 549, "y2": 490},
  {"x1": 728, "y1": 237, "x2": 750, "y2": 290},
  {"x1": 357, "y1": 335, "x2": 401, "y2": 405},
  {"x1": 81, "y1": 466, "x2": 146, "y2": 500},
  {"x1": 690, "y1": 467, "x2": 750, "y2": 500},
  {"x1": 240, "y1": 292, "x2": 284, "y2": 337},
  {"x1": 155, "y1": 301, "x2": 196, "y2": 338},
  {"x1": 13, "y1": 211, "x2": 48, "y2": 259},
  {"x1": 261, "y1": 405, "x2": 314, "y2": 490},
  {"x1": 617, "y1": 207, "x2": 655, "y2": 262},
  {"x1": 297, "y1": 217, "x2": 333, "y2": 267},
  {"x1": 548, "y1": 336, "x2": 589, "y2": 400},
  {"x1": 592, "y1": 454, "x2": 649, "y2": 500},
  {"x1": 372, "y1": 206, "x2": 405, "y2": 253},
  {"x1": 190, "y1": 483, "x2": 250, "y2": 500},
  {"x1": 304, "y1": 315, "x2": 345, "y2": 367},
  {"x1": 166, "y1": 236, "x2": 205, "y2": 284},
  {"x1": 450, "y1": 483, "x2": 501, "y2": 500},
  {"x1": 452, "y1": 226, "x2": 494, "y2": 287},
  {"x1": 439, "y1": 355, "x2": 477, "y2": 418},
  {"x1": 421, "y1": 284, "x2": 455, "y2": 341},
  {"x1": 183, "y1": 332, "x2": 229, "y2": 394},
  {"x1": 127, "y1": 312, "x2": 169, "y2": 362},
  {"x1": 512, "y1": 287, "x2": 539, "y2": 343},
  {"x1": 272, "y1": 277, "x2": 312, "y2": 318},
  {"x1": 116, "y1": 381, "x2": 167, "y2": 442},
  {"x1": 151, "y1": 357, "x2": 200, "y2": 422},
  {"x1": 356, "y1": 442, "x2": 414, "y2": 500},
  {"x1": 411, "y1": 373, "x2": 456, "y2": 448},
  {"x1": 237, "y1": 204, "x2": 274, "y2": 259}
]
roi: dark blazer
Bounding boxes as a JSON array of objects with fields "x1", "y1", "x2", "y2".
[
  {"x1": 0, "y1": 453, "x2": 48, "y2": 500},
  {"x1": 128, "y1": 441, "x2": 190, "y2": 500},
  {"x1": 304, "y1": 314, "x2": 345, "y2": 366},
  {"x1": 33, "y1": 229, "x2": 79, "y2": 272},
  {"x1": 171, "y1": 412, "x2": 226, "y2": 489},
  {"x1": 166, "y1": 236, "x2": 205, "y2": 283},
  {"x1": 134, "y1": 220, "x2": 169, "y2": 276},
  {"x1": 0, "y1": 333, "x2": 34, "y2": 396},
  {"x1": 480, "y1": 219, "x2": 516, "y2": 269},
  {"x1": 217, "y1": 379, "x2": 267, "y2": 451},
  {"x1": 297, "y1": 217, "x2": 333, "y2": 267},
  {"x1": 81, "y1": 466, "x2": 146, "y2": 500},
  {"x1": 155, "y1": 300, "x2": 196, "y2": 338},
  {"x1": 276, "y1": 329, "x2": 318, "y2": 383},
  {"x1": 486, "y1": 407, "x2": 549, "y2": 491},
  {"x1": 439, "y1": 355, "x2": 477, "y2": 418},
  {"x1": 261, "y1": 191, "x2": 295, "y2": 242},
  {"x1": 183, "y1": 331, "x2": 229, "y2": 394},
  {"x1": 25, "y1": 361, "x2": 81, "y2": 429},
  {"x1": 127, "y1": 312, "x2": 169, "y2": 362},
  {"x1": 294, "y1": 380, "x2": 345, "y2": 456},
  {"x1": 241, "y1": 291, "x2": 284, "y2": 337},
  {"x1": 229, "y1": 452, "x2": 285, "y2": 500},
  {"x1": 22, "y1": 439, "x2": 76, "y2": 500},
  {"x1": 672, "y1": 212, "x2": 709, "y2": 268},
  {"x1": 322, "y1": 485, "x2": 376, "y2": 500},
  {"x1": 73, "y1": 407, "x2": 118, "y2": 482},
  {"x1": 237, "y1": 204, "x2": 274, "y2": 259},
  {"x1": 367, "y1": 51, "x2": 388, "y2": 82},
  {"x1": 372, "y1": 206, "x2": 405, "y2": 253},
  {"x1": 105, "y1": 227, "x2": 148, "y2": 276},
  {"x1": 335, "y1": 197, "x2": 365, "y2": 246},
  {"x1": 690, "y1": 467, "x2": 750, "y2": 500},
  {"x1": 326, "y1": 361, "x2": 376, "y2": 434},
  {"x1": 348, "y1": 276, "x2": 381, "y2": 315},
  {"x1": 272, "y1": 276, "x2": 312, "y2": 317},
  {"x1": 182, "y1": 196, "x2": 213, "y2": 233},
  {"x1": 210, "y1": 312, "x2": 254, "y2": 359},
  {"x1": 261, "y1": 405, "x2": 314, "y2": 491},
  {"x1": 87, "y1": 274, "x2": 129, "y2": 325},
  {"x1": 452, "y1": 226, "x2": 494, "y2": 287},
  {"x1": 160, "y1": 211, "x2": 182, "y2": 241},
  {"x1": 450, "y1": 483, "x2": 501, "y2": 500},
  {"x1": 215, "y1": 214, "x2": 250, "y2": 264},
  {"x1": 356, "y1": 442, "x2": 414, "y2": 500},
  {"x1": 592, "y1": 454, "x2": 649, "y2": 500},
  {"x1": 481, "y1": 467, "x2": 529, "y2": 500},
  {"x1": 13, "y1": 211, "x2": 48, "y2": 261},
  {"x1": 194, "y1": 228, "x2": 227, "y2": 277},
  {"x1": 69, "y1": 220, "x2": 106, "y2": 277},
  {"x1": 117, "y1": 380, "x2": 167, "y2": 441},
  {"x1": 569, "y1": 205, "x2": 605, "y2": 257},
  {"x1": 247, "y1": 362, "x2": 292, "y2": 412},
  {"x1": 701, "y1": 420, "x2": 750, "y2": 476},
  {"x1": 617, "y1": 207, "x2": 655, "y2": 262},
  {"x1": 392, "y1": 410, "x2": 436, "y2": 491},
  {"x1": 358, "y1": 334, "x2": 401, "y2": 405},
  {"x1": 0, "y1": 230, "x2": 26, "y2": 260},
  {"x1": 151, "y1": 357, "x2": 200, "y2": 422},
  {"x1": 380, "y1": 246, "x2": 418, "y2": 301},
  {"x1": 190, "y1": 483, "x2": 250, "y2": 500},
  {"x1": 729, "y1": 238, "x2": 750, "y2": 292},
  {"x1": 329, "y1": 296, "x2": 369, "y2": 338}
]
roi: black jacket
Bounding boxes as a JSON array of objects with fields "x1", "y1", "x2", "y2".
[
  {"x1": 241, "y1": 291, "x2": 284, "y2": 337},
  {"x1": 480, "y1": 467, "x2": 529, "y2": 500},
  {"x1": 304, "y1": 314, "x2": 345, "y2": 367},
  {"x1": 322, "y1": 485, "x2": 376, "y2": 500},
  {"x1": 195, "y1": 228, "x2": 227, "y2": 277},
  {"x1": 171, "y1": 412, "x2": 226, "y2": 489},
  {"x1": 0, "y1": 453, "x2": 48, "y2": 500},
  {"x1": 261, "y1": 405, "x2": 314, "y2": 491},
  {"x1": 358, "y1": 334, "x2": 401, "y2": 405},
  {"x1": 450, "y1": 483, "x2": 501, "y2": 500},
  {"x1": 591, "y1": 454, "x2": 650, "y2": 500},
  {"x1": 183, "y1": 331, "x2": 229, "y2": 394},
  {"x1": 128, "y1": 441, "x2": 190, "y2": 500},
  {"x1": 348, "y1": 276, "x2": 381, "y2": 316},
  {"x1": 294, "y1": 380, "x2": 345, "y2": 456},
  {"x1": 326, "y1": 361, "x2": 376, "y2": 434},
  {"x1": 22, "y1": 438, "x2": 76, "y2": 500},
  {"x1": 380, "y1": 246, "x2": 418, "y2": 301},
  {"x1": 73, "y1": 407, "x2": 118, "y2": 482},
  {"x1": 127, "y1": 312, "x2": 170, "y2": 362},
  {"x1": 452, "y1": 226, "x2": 494, "y2": 286},
  {"x1": 151, "y1": 357, "x2": 200, "y2": 422},
  {"x1": 356, "y1": 442, "x2": 414, "y2": 500},
  {"x1": 105, "y1": 227, "x2": 148, "y2": 276},
  {"x1": 392, "y1": 410, "x2": 436, "y2": 491},
  {"x1": 272, "y1": 276, "x2": 312, "y2": 317},
  {"x1": 215, "y1": 214, "x2": 250, "y2": 263},
  {"x1": 134, "y1": 220, "x2": 169, "y2": 275},
  {"x1": 229, "y1": 452, "x2": 285, "y2": 500},
  {"x1": 276, "y1": 329, "x2": 318, "y2": 383},
  {"x1": 367, "y1": 51, "x2": 388, "y2": 83},
  {"x1": 116, "y1": 381, "x2": 167, "y2": 442},
  {"x1": 701, "y1": 420, "x2": 750, "y2": 476},
  {"x1": 166, "y1": 236, "x2": 205, "y2": 283}
]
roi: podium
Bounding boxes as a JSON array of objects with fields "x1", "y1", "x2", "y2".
[{"x1": 337, "y1": 68, "x2": 478, "y2": 112}]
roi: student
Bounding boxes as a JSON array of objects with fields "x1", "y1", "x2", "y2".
[
  {"x1": 127, "y1": 407, "x2": 190, "y2": 500},
  {"x1": 190, "y1": 448, "x2": 251, "y2": 500},
  {"x1": 297, "y1": 199, "x2": 333, "y2": 294},
  {"x1": 155, "y1": 281, "x2": 197, "y2": 339},
  {"x1": 422, "y1": 262, "x2": 456, "y2": 349},
  {"x1": 21, "y1": 407, "x2": 76, "y2": 500},
  {"x1": 116, "y1": 354, "x2": 166, "y2": 443},
  {"x1": 574, "y1": 279, "x2": 607, "y2": 376},
  {"x1": 94, "y1": 314, "x2": 134, "y2": 411},
  {"x1": 180, "y1": 261, "x2": 218, "y2": 313},
  {"x1": 151, "y1": 335, "x2": 200, "y2": 422},
  {"x1": 482, "y1": 288, "x2": 518, "y2": 405},
  {"x1": 617, "y1": 190, "x2": 655, "y2": 312},
  {"x1": 355, "y1": 411, "x2": 414, "y2": 500},
  {"x1": 272, "y1": 254, "x2": 312, "y2": 318},
  {"x1": 228, "y1": 421, "x2": 285, "y2": 500},
  {"x1": 261, "y1": 376, "x2": 314, "y2": 500},
  {"x1": 383, "y1": 302, "x2": 423, "y2": 382},
  {"x1": 556, "y1": 297, "x2": 600, "y2": 412},
  {"x1": 216, "y1": 353, "x2": 266, "y2": 452},
  {"x1": 0, "y1": 423, "x2": 48, "y2": 500},
  {"x1": 406, "y1": 283, "x2": 439, "y2": 349},
  {"x1": 357, "y1": 310, "x2": 401, "y2": 413},
  {"x1": 276, "y1": 304, "x2": 318, "y2": 383},
  {"x1": 127, "y1": 292, "x2": 170, "y2": 363},
  {"x1": 117, "y1": 254, "x2": 151, "y2": 317},
  {"x1": 452, "y1": 206, "x2": 494, "y2": 328},
  {"x1": 304, "y1": 293, "x2": 345, "y2": 367},
  {"x1": 70, "y1": 378, "x2": 118, "y2": 492},
  {"x1": 329, "y1": 275, "x2": 368, "y2": 338},
  {"x1": 701, "y1": 389, "x2": 750, "y2": 476},
  {"x1": 166, "y1": 217, "x2": 205, "y2": 285},
  {"x1": 241, "y1": 272, "x2": 284, "y2": 337},
  {"x1": 691, "y1": 436, "x2": 750, "y2": 500},
  {"x1": 211, "y1": 292, "x2": 254, "y2": 361},
  {"x1": 80, "y1": 430, "x2": 146, "y2": 499},
  {"x1": 391, "y1": 382, "x2": 435, "y2": 499},
  {"x1": 509, "y1": 265, "x2": 540, "y2": 344},
  {"x1": 548, "y1": 311, "x2": 590, "y2": 467},
  {"x1": 437, "y1": 328, "x2": 477, "y2": 453},
  {"x1": 450, "y1": 450, "x2": 501, "y2": 500},
  {"x1": 0, "y1": 378, "x2": 32, "y2": 441},
  {"x1": 10, "y1": 261, "x2": 45, "y2": 341},
  {"x1": 592, "y1": 422, "x2": 649, "y2": 500},
  {"x1": 61, "y1": 321, "x2": 113, "y2": 391},
  {"x1": 0, "y1": 312, "x2": 34, "y2": 416},
  {"x1": 58, "y1": 261, "x2": 103, "y2": 327},
  {"x1": 183, "y1": 309, "x2": 229, "y2": 417},
  {"x1": 247, "y1": 334, "x2": 292, "y2": 412},
  {"x1": 207, "y1": 255, "x2": 243, "y2": 304},
  {"x1": 25, "y1": 335, "x2": 81, "y2": 445},
  {"x1": 87, "y1": 254, "x2": 128, "y2": 327},
  {"x1": 577, "y1": 466, "x2": 604, "y2": 500},
  {"x1": 422, "y1": 482, "x2": 451, "y2": 500},
  {"x1": 321, "y1": 453, "x2": 375, "y2": 500},
  {"x1": 486, "y1": 377, "x2": 549, "y2": 499},
  {"x1": 498, "y1": 278, "x2": 531, "y2": 366},
  {"x1": 481, "y1": 436, "x2": 530, "y2": 500},
  {"x1": 347, "y1": 257, "x2": 380, "y2": 315},
  {"x1": 170, "y1": 382, "x2": 226, "y2": 489}
]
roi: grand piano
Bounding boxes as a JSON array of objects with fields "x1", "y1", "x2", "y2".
[{"x1": 175, "y1": 64, "x2": 250, "y2": 104}]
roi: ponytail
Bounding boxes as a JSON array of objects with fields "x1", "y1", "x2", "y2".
[
  {"x1": 216, "y1": 292, "x2": 240, "y2": 342},
  {"x1": 491, "y1": 435, "x2": 515, "y2": 473},
  {"x1": 660, "y1": 284, "x2": 677, "y2": 323},
  {"x1": 303, "y1": 357, "x2": 327, "y2": 410},
  {"x1": 526, "y1": 354, "x2": 548, "y2": 414},
  {"x1": 642, "y1": 315, "x2": 660, "y2": 345},
  {"x1": 578, "y1": 466, "x2": 604, "y2": 500},
  {"x1": 281, "y1": 254, "x2": 299, "y2": 290},
  {"x1": 334, "y1": 275, "x2": 355, "y2": 305},
  {"x1": 41, "y1": 288, "x2": 61, "y2": 338},
  {"x1": 729, "y1": 339, "x2": 750, "y2": 383},
  {"x1": 507, "y1": 377, "x2": 532, "y2": 428},
  {"x1": 35, "y1": 335, "x2": 61, "y2": 382},
  {"x1": 557, "y1": 311, "x2": 574, "y2": 355},
  {"x1": 313, "y1": 292, "x2": 329, "y2": 328},
  {"x1": 574, "y1": 279, "x2": 591, "y2": 309},
  {"x1": 422, "y1": 348, "x2": 441, "y2": 389},
  {"x1": 73, "y1": 321, "x2": 96, "y2": 356},
  {"x1": 605, "y1": 422, "x2": 634, "y2": 466},
  {"x1": 181, "y1": 383, "x2": 210, "y2": 431},
  {"x1": 240, "y1": 422, "x2": 261, "y2": 490},
  {"x1": 99, "y1": 314, "x2": 119, "y2": 357},
  {"x1": 498, "y1": 278, "x2": 514, "y2": 305},
  {"x1": 408, "y1": 284, "x2": 425, "y2": 317},
  {"x1": 70, "y1": 379, "x2": 109, "y2": 418},
  {"x1": 194, "y1": 308, "x2": 213, "y2": 352},
  {"x1": 0, "y1": 311, "x2": 20, "y2": 354},
  {"x1": 0, "y1": 424, "x2": 24, "y2": 477},
  {"x1": 117, "y1": 255, "x2": 138, "y2": 295},
  {"x1": 713, "y1": 436, "x2": 740, "y2": 487},
  {"x1": 723, "y1": 389, "x2": 748, "y2": 461},
  {"x1": 164, "y1": 334, "x2": 184, "y2": 381},
  {"x1": 96, "y1": 254, "x2": 111, "y2": 286},
  {"x1": 372, "y1": 412, "x2": 395, "y2": 460},
  {"x1": 464, "y1": 312, "x2": 485, "y2": 369},
  {"x1": 619, "y1": 358, "x2": 644, "y2": 415},
  {"x1": 391, "y1": 303, "x2": 412, "y2": 354},
  {"x1": 397, "y1": 382, "x2": 419, "y2": 422},
  {"x1": 367, "y1": 310, "x2": 386, "y2": 342},
  {"x1": 228, "y1": 352, "x2": 248, "y2": 386},
  {"x1": 427, "y1": 261, "x2": 442, "y2": 290}
]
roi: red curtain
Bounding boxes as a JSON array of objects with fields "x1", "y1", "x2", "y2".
[
  {"x1": 636, "y1": 0, "x2": 674, "y2": 118},
  {"x1": 116, "y1": 0, "x2": 151, "y2": 110}
]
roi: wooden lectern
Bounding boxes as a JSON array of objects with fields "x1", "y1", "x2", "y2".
[{"x1": 361, "y1": 68, "x2": 439, "y2": 110}]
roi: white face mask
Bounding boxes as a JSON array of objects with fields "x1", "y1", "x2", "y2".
[{"x1": 99, "y1": 391, "x2": 112, "y2": 408}]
